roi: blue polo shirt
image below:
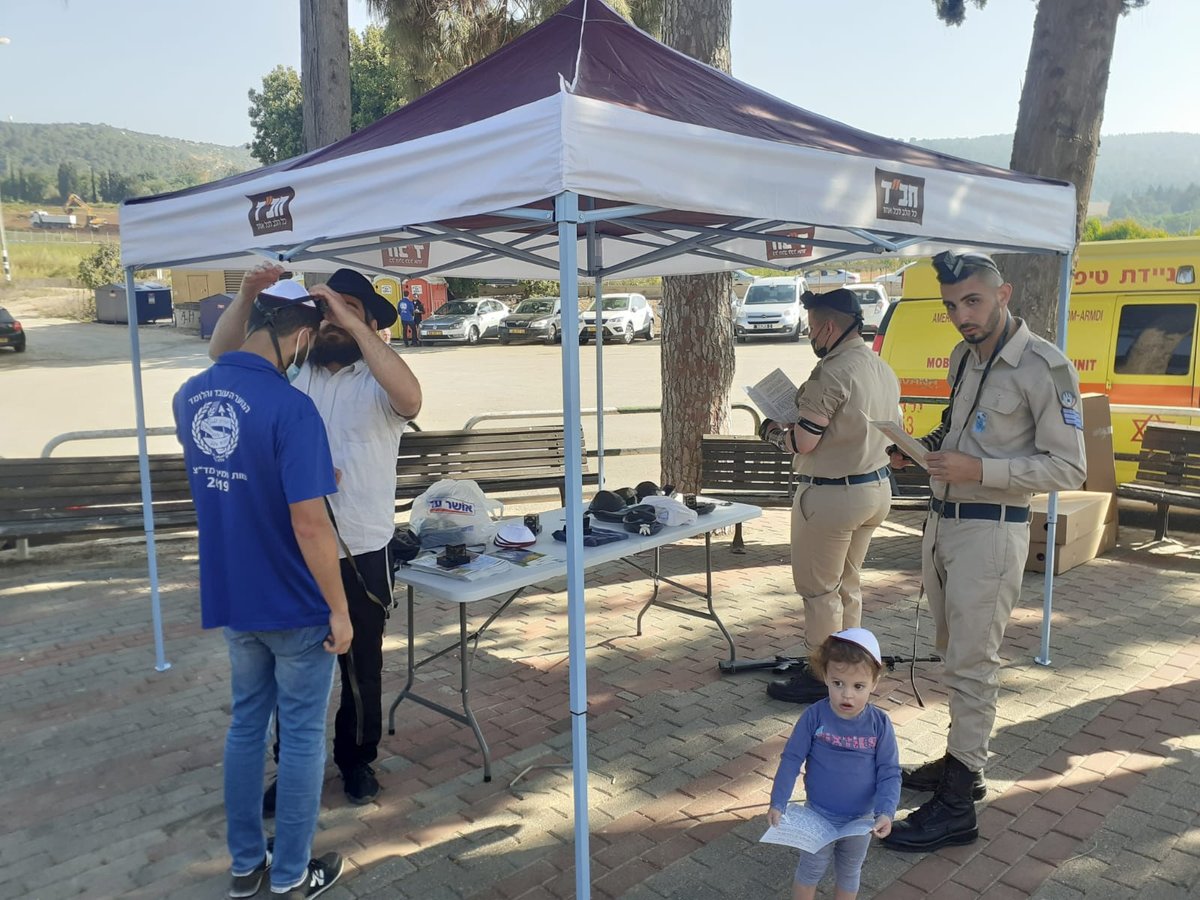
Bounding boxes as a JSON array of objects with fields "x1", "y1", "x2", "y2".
[{"x1": 173, "y1": 352, "x2": 338, "y2": 631}]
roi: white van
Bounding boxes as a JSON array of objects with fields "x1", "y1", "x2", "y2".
[{"x1": 734, "y1": 276, "x2": 810, "y2": 342}]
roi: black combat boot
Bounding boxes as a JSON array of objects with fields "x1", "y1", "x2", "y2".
[
  {"x1": 902, "y1": 755, "x2": 987, "y2": 801},
  {"x1": 766, "y1": 667, "x2": 828, "y2": 704},
  {"x1": 883, "y1": 753, "x2": 980, "y2": 852}
]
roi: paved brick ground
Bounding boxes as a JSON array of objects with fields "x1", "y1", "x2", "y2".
[{"x1": 2, "y1": 503, "x2": 1198, "y2": 899}]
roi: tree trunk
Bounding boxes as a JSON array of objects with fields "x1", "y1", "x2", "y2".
[
  {"x1": 1001, "y1": 0, "x2": 1125, "y2": 341},
  {"x1": 658, "y1": 0, "x2": 734, "y2": 492},
  {"x1": 301, "y1": 0, "x2": 352, "y2": 152}
]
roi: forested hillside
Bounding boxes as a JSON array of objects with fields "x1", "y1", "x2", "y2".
[
  {"x1": 0, "y1": 122, "x2": 256, "y2": 202},
  {"x1": 914, "y1": 132, "x2": 1200, "y2": 201}
]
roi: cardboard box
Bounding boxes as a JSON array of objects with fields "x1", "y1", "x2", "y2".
[
  {"x1": 1026, "y1": 519, "x2": 1117, "y2": 574},
  {"x1": 1081, "y1": 393, "x2": 1118, "y2": 500},
  {"x1": 1029, "y1": 491, "x2": 1112, "y2": 545}
]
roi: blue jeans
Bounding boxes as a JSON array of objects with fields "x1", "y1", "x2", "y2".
[{"x1": 224, "y1": 625, "x2": 335, "y2": 891}]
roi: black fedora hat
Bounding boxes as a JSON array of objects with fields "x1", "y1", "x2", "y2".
[{"x1": 324, "y1": 268, "x2": 399, "y2": 329}]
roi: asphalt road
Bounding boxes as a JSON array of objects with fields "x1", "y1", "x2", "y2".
[{"x1": 0, "y1": 313, "x2": 820, "y2": 487}]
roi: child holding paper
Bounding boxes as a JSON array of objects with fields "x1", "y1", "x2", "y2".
[{"x1": 767, "y1": 629, "x2": 901, "y2": 900}]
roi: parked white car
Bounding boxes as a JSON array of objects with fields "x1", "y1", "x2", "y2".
[
  {"x1": 580, "y1": 293, "x2": 655, "y2": 344},
  {"x1": 419, "y1": 297, "x2": 510, "y2": 344},
  {"x1": 845, "y1": 283, "x2": 894, "y2": 337},
  {"x1": 803, "y1": 267, "x2": 861, "y2": 290},
  {"x1": 734, "y1": 276, "x2": 809, "y2": 342}
]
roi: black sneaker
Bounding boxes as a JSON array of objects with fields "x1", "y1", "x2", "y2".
[
  {"x1": 342, "y1": 764, "x2": 381, "y2": 805},
  {"x1": 229, "y1": 848, "x2": 271, "y2": 898},
  {"x1": 263, "y1": 779, "x2": 277, "y2": 819},
  {"x1": 275, "y1": 853, "x2": 344, "y2": 898},
  {"x1": 766, "y1": 669, "x2": 829, "y2": 704}
]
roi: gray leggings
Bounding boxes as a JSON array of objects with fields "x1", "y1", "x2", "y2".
[{"x1": 794, "y1": 832, "x2": 872, "y2": 893}]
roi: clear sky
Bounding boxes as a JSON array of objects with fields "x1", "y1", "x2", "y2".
[{"x1": 0, "y1": 0, "x2": 1194, "y2": 147}]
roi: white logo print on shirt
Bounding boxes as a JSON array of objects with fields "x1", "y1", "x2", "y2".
[{"x1": 191, "y1": 401, "x2": 241, "y2": 462}]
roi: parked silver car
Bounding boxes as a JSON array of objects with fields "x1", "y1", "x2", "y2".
[
  {"x1": 498, "y1": 297, "x2": 562, "y2": 345},
  {"x1": 419, "y1": 297, "x2": 510, "y2": 345}
]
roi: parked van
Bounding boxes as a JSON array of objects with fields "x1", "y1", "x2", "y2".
[
  {"x1": 735, "y1": 276, "x2": 810, "y2": 342},
  {"x1": 875, "y1": 237, "x2": 1200, "y2": 483}
]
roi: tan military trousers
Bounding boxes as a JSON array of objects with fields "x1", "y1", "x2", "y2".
[
  {"x1": 790, "y1": 479, "x2": 892, "y2": 652},
  {"x1": 922, "y1": 513, "x2": 1030, "y2": 772}
]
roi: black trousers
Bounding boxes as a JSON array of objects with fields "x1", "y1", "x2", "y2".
[
  {"x1": 332, "y1": 546, "x2": 392, "y2": 772},
  {"x1": 273, "y1": 545, "x2": 392, "y2": 774}
]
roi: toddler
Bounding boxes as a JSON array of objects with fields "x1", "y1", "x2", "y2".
[{"x1": 768, "y1": 628, "x2": 901, "y2": 900}]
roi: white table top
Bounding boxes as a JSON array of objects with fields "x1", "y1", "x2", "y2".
[{"x1": 395, "y1": 500, "x2": 762, "y2": 604}]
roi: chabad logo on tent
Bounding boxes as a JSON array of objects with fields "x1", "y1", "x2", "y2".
[
  {"x1": 246, "y1": 187, "x2": 296, "y2": 236},
  {"x1": 875, "y1": 169, "x2": 925, "y2": 225}
]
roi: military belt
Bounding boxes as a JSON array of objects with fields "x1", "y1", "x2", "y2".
[
  {"x1": 930, "y1": 498, "x2": 1030, "y2": 523},
  {"x1": 797, "y1": 465, "x2": 891, "y2": 486}
]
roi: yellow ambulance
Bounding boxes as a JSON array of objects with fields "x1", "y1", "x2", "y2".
[{"x1": 874, "y1": 237, "x2": 1200, "y2": 483}]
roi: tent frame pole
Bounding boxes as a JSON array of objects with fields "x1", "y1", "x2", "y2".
[
  {"x1": 588, "y1": 219, "x2": 606, "y2": 489},
  {"x1": 1036, "y1": 251, "x2": 1074, "y2": 667},
  {"x1": 125, "y1": 266, "x2": 171, "y2": 673},
  {"x1": 556, "y1": 190, "x2": 591, "y2": 898}
]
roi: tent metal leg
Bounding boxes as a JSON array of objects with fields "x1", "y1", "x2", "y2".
[
  {"x1": 1036, "y1": 252, "x2": 1074, "y2": 668},
  {"x1": 125, "y1": 266, "x2": 170, "y2": 673}
]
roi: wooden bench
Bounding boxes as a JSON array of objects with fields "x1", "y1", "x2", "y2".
[
  {"x1": 0, "y1": 425, "x2": 596, "y2": 550},
  {"x1": 0, "y1": 454, "x2": 196, "y2": 547},
  {"x1": 1116, "y1": 422, "x2": 1200, "y2": 541},
  {"x1": 394, "y1": 425, "x2": 597, "y2": 509},
  {"x1": 700, "y1": 434, "x2": 797, "y2": 551}
]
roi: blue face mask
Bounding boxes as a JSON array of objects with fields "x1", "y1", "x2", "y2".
[{"x1": 285, "y1": 331, "x2": 310, "y2": 382}]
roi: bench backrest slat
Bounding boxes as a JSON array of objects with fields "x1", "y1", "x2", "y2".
[{"x1": 1133, "y1": 423, "x2": 1200, "y2": 488}]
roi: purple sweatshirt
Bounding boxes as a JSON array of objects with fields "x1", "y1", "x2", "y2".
[{"x1": 769, "y1": 699, "x2": 901, "y2": 819}]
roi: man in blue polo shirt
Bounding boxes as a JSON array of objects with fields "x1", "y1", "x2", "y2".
[
  {"x1": 397, "y1": 289, "x2": 415, "y2": 347},
  {"x1": 174, "y1": 280, "x2": 351, "y2": 899}
]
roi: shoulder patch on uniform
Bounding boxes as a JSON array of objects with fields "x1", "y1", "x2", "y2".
[
  {"x1": 1027, "y1": 338, "x2": 1072, "y2": 370},
  {"x1": 1027, "y1": 337, "x2": 1079, "y2": 407}
]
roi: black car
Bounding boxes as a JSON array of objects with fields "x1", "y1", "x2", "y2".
[
  {"x1": 498, "y1": 297, "x2": 562, "y2": 345},
  {"x1": 0, "y1": 308, "x2": 25, "y2": 353}
]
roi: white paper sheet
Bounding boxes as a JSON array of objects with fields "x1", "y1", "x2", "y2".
[
  {"x1": 760, "y1": 803, "x2": 874, "y2": 853},
  {"x1": 871, "y1": 420, "x2": 929, "y2": 469},
  {"x1": 744, "y1": 368, "x2": 801, "y2": 424}
]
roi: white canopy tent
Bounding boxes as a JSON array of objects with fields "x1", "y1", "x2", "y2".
[{"x1": 120, "y1": 2, "x2": 1078, "y2": 894}]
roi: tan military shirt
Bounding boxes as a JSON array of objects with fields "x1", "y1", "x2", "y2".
[
  {"x1": 933, "y1": 318, "x2": 1087, "y2": 504},
  {"x1": 792, "y1": 337, "x2": 902, "y2": 478}
]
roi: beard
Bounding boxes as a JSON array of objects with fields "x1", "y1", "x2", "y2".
[
  {"x1": 307, "y1": 328, "x2": 364, "y2": 367},
  {"x1": 961, "y1": 304, "x2": 1004, "y2": 345}
]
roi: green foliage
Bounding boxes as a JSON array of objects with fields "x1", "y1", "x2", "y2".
[
  {"x1": 518, "y1": 279, "x2": 559, "y2": 299},
  {"x1": 56, "y1": 161, "x2": 80, "y2": 202},
  {"x1": 1081, "y1": 217, "x2": 1170, "y2": 242},
  {"x1": 446, "y1": 277, "x2": 485, "y2": 299},
  {"x1": 0, "y1": 122, "x2": 254, "y2": 202},
  {"x1": 8, "y1": 242, "x2": 96, "y2": 281},
  {"x1": 364, "y1": 0, "x2": 661, "y2": 97},
  {"x1": 247, "y1": 26, "x2": 412, "y2": 166},
  {"x1": 350, "y1": 26, "x2": 409, "y2": 131},
  {"x1": 1107, "y1": 182, "x2": 1200, "y2": 234},
  {"x1": 77, "y1": 244, "x2": 123, "y2": 289},
  {"x1": 248, "y1": 65, "x2": 304, "y2": 166}
]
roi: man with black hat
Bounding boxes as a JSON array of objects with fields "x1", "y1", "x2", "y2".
[
  {"x1": 882, "y1": 251, "x2": 1085, "y2": 853},
  {"x1": 758, "y1": 288, "x2": 901, "y2": 705},
  {"x1": 175, "y1": 280, "x2": 349, "y2": 897},
  {"x1": 211, "y1": 263, "x2": 422, "y2": 809}
]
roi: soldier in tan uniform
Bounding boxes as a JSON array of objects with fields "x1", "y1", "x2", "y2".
[
  {"x1": 883, "y1": 251, "x2": 1086, "y2": 853},
  {"x1": 758, "y1": 289, "x2": 902, "y2": 704}
]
